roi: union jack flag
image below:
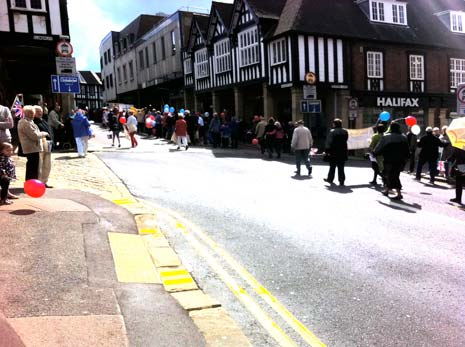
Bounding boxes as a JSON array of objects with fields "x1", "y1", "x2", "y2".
[{"x1": 12, "y1": 96, "x2": 23, "y2": 117}]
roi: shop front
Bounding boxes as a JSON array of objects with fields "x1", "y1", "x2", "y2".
[{"x1": 351, "y1": 92, "x2": 456, "y2": 130}]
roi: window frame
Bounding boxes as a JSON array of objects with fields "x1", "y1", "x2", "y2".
[
  {"x1": 184, "y1": 58, "x2": 192, "y2": 75},
  {"x1": 139, "y1": 50, "x2": 145, "y2": 70},
  {"x1": 195, "y1": 48, "x2": 209, "y2": 78},
  {"x1": 152, "y1": 42, "x2": 157, "y2": 64},
  {"x1": 409, "y1": 54, "x2": 424, "y2": 80},
  {"x1": 238, "y1": 26, "x2": 260, "y2": 67},
  {"x1": 366, "y1": 51, "x2": 384, "y2": 78},
  {"x1": 450, "y1": 11, "x2": 465, "y2": 33},
  {"x1": 214, "y1": 39, "x2": 231, "y2": 74},
  {"x1": 450, "y1": 57, "x2": 465, "y2": 88},
  {"x1": 270, "y1": 38, "x2": 287, "y2": 66},
  {"x1": 117, "y1": 68, "x2": 122, "y2": 85},
  {"x1": 11, "y1": 0, "x2": 46, "y2": 12},
  {"x1": 369, "y1": 0, "x2": 407, "y2": 25},
  {"x1": 123, "y1": 64, "x2": 127, "y2": 83},
  {"x1": 161, "y1": 36, "x2": 166, "y2": 60},
  {"x1": 129, "y1": 61, "x2": 134, "y2": 80},
  {"x1": 171, "y1": 31, "x2": 176, "y2": 55}
]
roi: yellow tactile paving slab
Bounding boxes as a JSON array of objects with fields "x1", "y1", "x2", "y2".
[
  {"x1": 158, "y1": 266, "x2": 198, "y2": 292},
  {"x1": 108, "y1": 232, "x2": 161, "y2": 284},
  {"x1": 171, "y1": 290, "x2": 221, "y2": 311},
  {"x1": 147, "y1": 246, "x2": 182, "y2": 268},
  {"x1": 190, "y1": 307, "x2": 252, "y2": 347},
  {"x1": 8, "y1": 315, "x2": 129, "y2": 347}
]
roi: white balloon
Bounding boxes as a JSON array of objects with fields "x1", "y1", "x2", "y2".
[{"x1": 411, "y1": 124, "x2": 421, "y2": 135}]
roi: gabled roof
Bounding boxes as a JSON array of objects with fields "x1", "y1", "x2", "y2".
[
  {"x1": 79, "y1": 71, "x2": 102, "y2": 85},
  {"x1": 207, "y1": 2, "x2": 234, "y2": 43},
  {"x1": 186, "y1": 14, "x2": 210, "y2": 52},
  {"x1": 272, "y1": 0, "x2": 465, "y2": 50}
]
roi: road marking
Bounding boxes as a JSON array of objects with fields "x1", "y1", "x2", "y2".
[
  {"x1": 175, "y1": 222, "x2": 298, "y2": 347},
  {"x1": 139, "y1": 228, "x2": 161, "y2": 235},
  {"x1": 179, "y1": 221, "x2": 327, "y2": 347},
  {"x1": 112, "y1": 198, "x2": 137, "y2": 205},
  {"x1": 108, "y1": 232, "x2": 161, "y2": 283}
]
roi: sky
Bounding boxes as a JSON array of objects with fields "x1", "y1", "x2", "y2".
[{"x1": 67, "y1": 0, "x2": 233, "y2": 72}]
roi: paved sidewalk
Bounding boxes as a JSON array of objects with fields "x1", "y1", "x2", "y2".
[{"x1": 1, "y1": 134, "x2": 250, "y2": 346}]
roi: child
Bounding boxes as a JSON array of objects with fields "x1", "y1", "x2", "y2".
[{"x1": 0, "y1": 142, "x2": 17, "y2": 205}]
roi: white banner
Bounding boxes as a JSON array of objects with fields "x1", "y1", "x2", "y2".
[{"x1": 347, "y1": 127, "x2": 374, "y2": 150}]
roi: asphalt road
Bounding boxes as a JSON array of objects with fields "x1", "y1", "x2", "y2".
[{"x1": 98, "y1": 141, "x2": 465, "y2": 347}]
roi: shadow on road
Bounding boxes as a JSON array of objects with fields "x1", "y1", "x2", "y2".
[
  {"x1": 9, "y1": 209, "x2": 36, "y2": 216},
  {"x1": 377, "y1": 199, "x2": 422, "y2": 213}
]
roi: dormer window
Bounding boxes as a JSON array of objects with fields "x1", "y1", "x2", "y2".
[
  {"x1": 451, "y1": 11, "x2": 465, "y2": 33},
  {"x1": 370, "y1": 0, "x2": 407, "y2": 25}
]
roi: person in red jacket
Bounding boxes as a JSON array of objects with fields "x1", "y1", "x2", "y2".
[{"x1": 175, "y1": 113, "x2": 188, "y2": 150}]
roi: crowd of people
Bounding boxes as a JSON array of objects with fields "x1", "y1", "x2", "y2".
[{"x1": 1, "y1": 100, "x2": 464, "y2": 206}]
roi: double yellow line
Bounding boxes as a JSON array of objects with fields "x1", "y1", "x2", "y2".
[{"x1": 167, "y1": 212, "x2": 326, "y2": 347}]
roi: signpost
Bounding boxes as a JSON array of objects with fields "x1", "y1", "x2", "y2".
[
  {"x1": 457, "y1": 83, "x2": 465, "y2": 115},
  {"x1": 51, "y1": 75, "x2": 80, "y2": 94}
]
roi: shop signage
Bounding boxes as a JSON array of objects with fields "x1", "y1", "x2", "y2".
[{"x1": 376, "y1": 97, "x2": 419, "y2": 107}]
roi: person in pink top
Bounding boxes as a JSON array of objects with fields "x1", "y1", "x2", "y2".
[{"x1": 175, "y1": 113, "x2": 188, "y2": 150}]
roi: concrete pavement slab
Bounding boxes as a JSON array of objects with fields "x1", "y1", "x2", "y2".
[
  {"x1": 0, "y1": 198, "x2": 91, "y2": 213},
  {"x1": 8, "y1": 315, "x2": 128, "y2": 347},
  {"x1": 0, "y1": 312, "x2": 25, "y2": 347},
  {"x1": 142, "y1": 233, "x2": 170, "y2": 248},
  {"x1": 147, "y1": 246, "x2": 182, "y2": 268}
]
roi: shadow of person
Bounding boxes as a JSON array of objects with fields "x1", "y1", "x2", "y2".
[
  {"x1": 325, "y1": 184, "x2": 353, "y2": 194},
  {"x1": 378, "y1": 199, "x2": 422, "y2": 213},
  {"x1": 291, "y1": 175, "x2": 312, "y2": 180},
  {"x1": 9, "y1": 209, "x2": 36, "y2": 216}
]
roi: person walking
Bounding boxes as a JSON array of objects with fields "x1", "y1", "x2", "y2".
[
  {"x1": 126, "y1": 110, "x2": 138, "y2": 148},
  {"x1": 406, "y1": 126, "x2": 418, "y2": 174},
  {"x1": 324, "y1": 118, "x2": 349, "y2": 186},
  {"x1": 18, "y1": 105, "x2": 49, "y2": 180},
  {"x1": 368, "y1": 123, "x2": 386, "y2": 185},
  {"x1": 108, "y1": 108, "x2": 122, "y2": 147},
  {"x1": 209, "y1": 113, "x2": 221, "y2": 148},
  {"x1": 0, "y1": 104, "x2": 13, "y2": 145},
  {"x1": 415, "y1": 126, "x2": 444, "y2": 184},
  {"x1": 291, "y1": 120, "x2": 313, "y2": 176},
  {"x1": 255, "y1": 116, "x2": 267, "y2": 155},
  {"x1": 373, "y1": 122, "x2": 410, "y2": 200},
  {"x1": 175, "y1": 113, "x2": 188, "y2": 150},
  {"x1": 274, "y1": 121, "x2": 285, "y2": 158},
  {"x1": 71, "y1": 109, "x2": 91, "y2": 158},
  {"x1": 447, "y1": 146, "x2": 465, "y2": 204},
  {"x1": 33, "y1": 105, "x2": 53, "y2": 188},
  {"x1": 264, "y1": 118, "x2": 276, "y2": 158}
]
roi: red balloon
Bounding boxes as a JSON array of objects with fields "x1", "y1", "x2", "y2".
[
  {"x1": 119, "y1": 117, "x2": 127, "y2": 124},
  {"x1": 24, "y1": 179, "x2": 46, "y2": 198},
  {"x1": 149, "y1": 115, "x2": 155, "y2": 121},
  {"x1": 405, "y1": 116, "x2": 417, "y2": 127},
  {"x1": 145, "y1": 119, "x2": 154, "y2": 129},
  {"x1": 252, "y1": 138, "x2": 259, "y2": 145}
]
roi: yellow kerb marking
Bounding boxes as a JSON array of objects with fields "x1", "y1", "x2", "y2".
[
  {"x1": 160, "y1": 269, "x2": 190, "y2": 277},
  {"x1": 163, "y1": 278, "x2": 194, "y2": 285},
  {"x1": 112, "y1": 198, "x2": 137, "y2": 205},
  {"x1": 108, "y1": 232, "x2": 161, "y2": 283},
  {"x1": 139, "y1": 228, "x2": 160, "y2": 235}
]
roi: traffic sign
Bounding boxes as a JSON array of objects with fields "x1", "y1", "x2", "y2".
[
  {"x1": 56, "y1": 40, "x2": 73, "y2": 57},
  {"x1": 457, "y1": 83, "x2": 465, "y2": 115},
  {"x1": 51, "y1": 75, "x2": 80, "y2": 94},
  {"x1": 56, "y1": 57, "x2": 77, "y2": 75},
  {"x1": 300, "y1": 99, "x2": 321, "y2": 113}
]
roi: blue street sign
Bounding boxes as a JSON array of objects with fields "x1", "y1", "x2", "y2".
[{"x1": 50, "y1": 74, "x2": 80, "y2": 94}]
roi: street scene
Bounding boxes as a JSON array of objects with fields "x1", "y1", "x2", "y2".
[{"x1": 1, "y1": 0, "x2": 465, "y2": 346}]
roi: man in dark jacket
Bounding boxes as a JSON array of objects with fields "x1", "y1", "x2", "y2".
[
  {"x1": 406, "y1": 127, "x2": 417, "y2": 173},
  {"x1": 374, "y1": 122, "x2": 410, "y2": 200},
  {"x1": 324, "y1": 118, "x2": 348, "y2": 186},
  {"x1": 415, "y1": 126, "x2": 444, "y2": 184}
]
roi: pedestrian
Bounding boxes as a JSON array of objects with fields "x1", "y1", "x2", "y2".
[
  {"x1": 126, "y1": 110, "x2": 138, "y2": 148},
  {"x1": 203, "y1": 112, "x2": 211, "y2": 145},
  {"x1": 175, "y1": 113, "x2": 188, "y2": 150},
  {"x1": 71, "y1": 109, "x2": 91, "y2": 158},
  {"x1": 155, "y1": 111, "x2": 163, "y2": 138},
  {"x1": 274, "y1": 121, "x2": 285, "y2": 158},
  {"x1": 415, "y1": 126, "x2": 444, "y2": 184},
  {"x1": 447, "y1": 146, "x2": 465, "y2": 204},
  {"x1": 291, "y1": 120, "x2": 313, "y2": 177},
  {"x1": 186, "y1": 110, "x2": 197, "y2": 145},
  {"x1": 264, "y1": 118, "x2": 276, "y2": 158},
  {"x1": 230, "y1": 116, "x2": 240, "y2": 149},
  {"x1": 101, "y1": 107, "x2": 109, "y2": 128},
  {"x1": 368, "y1": 123, "x2": 386, "y2": 185},
  {"x1": 18, "y1": 105, "x2": 49, "y2": 180},
  {"x1": 439, "y1": 125, "x2": 453, "y2": 180},
  {"x1": 197, "y1": 112, "x2": 205, "y2": 145},
  {"x1": 33, "y1": 105, "x2": 53, "y2": 188},
  {"x1": 0, "y1": 104, "x2": 14, "y2": 146},
  {"x1": 0, "y1": 142, "x2": 17, "y2": 205},
  {"x1": 166, "y1": 112, "x2": 176, "y2": 142},
  {"x1": 324, "y1": 118, "x2": 349, "y2": 186},
  {"x1": 108, "y1": 108, "x2": 122, "y2": 147},
  {"x1": 373, "y1": 122, "x2": 410, "y2": 200},
  {"x1": 255, "y1": 116, "x2": 267, "y2": 154},
  {"x1": 284, "y1": 121, "x2": 296, "y2": 153},
  {"x1": 47, "y1": 104, "x2": 63, "y2": 146},
  {"x1": 209, "y1": 113, "x2": 221, "y2": 148},
  {"x1": 136, "y1": 108, "x2": 145, "y2": 134},
  {"x1": 406, "y1": 126, "x2": 418, "y2": 174}
]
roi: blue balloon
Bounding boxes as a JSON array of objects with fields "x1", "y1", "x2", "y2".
[
  {"x1": 169, "y1": 107, "x2": 175, "y2": 113},
  {"x1": 379, "y1": 111, "x2": 391, "y2": 121},
  {"x1": 164, "y1": 107, "x2": 169, "y2": 113},
  {"x1": 180, "y1": 108, "x2": 185, "y2": 114},
  {"x1": 164, "y1": 104, "x2": 169, "y2": 109}
]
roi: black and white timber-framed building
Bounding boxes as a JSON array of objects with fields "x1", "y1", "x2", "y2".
[{"x1": 0, "y1": 0, "x2": 70, "y2": 107}]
